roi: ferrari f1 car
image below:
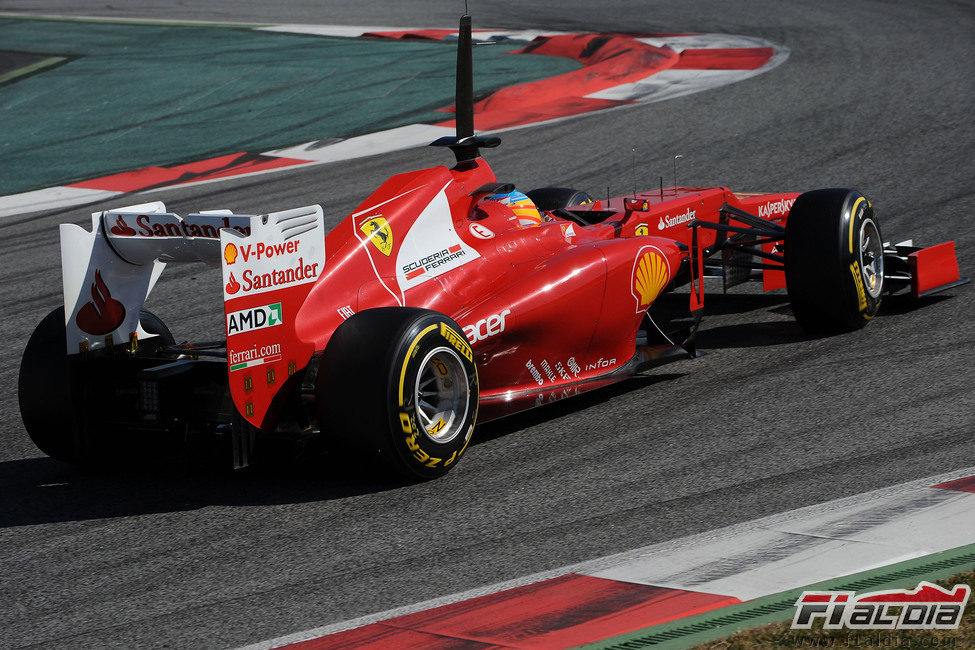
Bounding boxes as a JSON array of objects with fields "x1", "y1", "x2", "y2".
[{"x1": 19, "y1": 15, "x2": 967, "y2": 479}]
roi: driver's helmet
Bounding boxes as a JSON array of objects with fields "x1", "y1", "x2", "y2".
[{"x1": 484, "y1": 190, "x2": 543, "y2": 228}]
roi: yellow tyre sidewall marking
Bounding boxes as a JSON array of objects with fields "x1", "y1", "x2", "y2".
[
  {"x1": 396, "y1": 318, "x2": 479, "y2": 472},
  {"x1": 398, "y1": 324, "x2": 438, "y2": 407},
  {"x1": 848, "y1": 196, "x2": 865, "y2": 254},
  {"x1": 849, "y1": 260, "x2": 868, "y2": 311}
]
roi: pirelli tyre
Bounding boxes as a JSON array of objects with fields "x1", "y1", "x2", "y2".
[
  {"x1": 317, "y1": 307, "x2": 478, "y2": 480},
  {"x1": 18, "y1": 307, "x2": 174, "y2": 464},
  {"x1": 785, "y1": 188, "x2": 885, "y2": 333}
]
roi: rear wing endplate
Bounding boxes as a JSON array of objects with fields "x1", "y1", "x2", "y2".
[
  {"x1": 60, "y1": 201, "x2": 255, "y2": 355},
  {"x1": 219, "y1": 206, "x2": 325, "y2": 428}
]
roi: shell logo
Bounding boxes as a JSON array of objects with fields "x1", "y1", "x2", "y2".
[{"x1": 633, "y1": 250, "x2": 669, "y2": 309}]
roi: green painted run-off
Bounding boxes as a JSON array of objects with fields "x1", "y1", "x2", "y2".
[{"x1": 0, "y1": 17, "x2": 578, "y2": 195}]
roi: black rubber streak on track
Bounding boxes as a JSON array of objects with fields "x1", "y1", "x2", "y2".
[{"x1": 0, "y1": 1, "x2": 972, "y2": 647}]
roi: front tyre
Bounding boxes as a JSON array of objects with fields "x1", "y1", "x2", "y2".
[
  {"x1": 785, "y1": 188, "x2": 884, "y2": 333},
  {"x1": 317, "y1": 308, "x2": 478, "y2": 480}
]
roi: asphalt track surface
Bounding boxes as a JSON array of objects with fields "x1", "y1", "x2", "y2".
[{"x1": 1, "y1": 1, "x2": 973, "y2": 648}]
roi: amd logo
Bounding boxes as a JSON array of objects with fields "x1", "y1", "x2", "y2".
[{"x1": 226, "y1": 302, "x2": 283, "y2": 336}]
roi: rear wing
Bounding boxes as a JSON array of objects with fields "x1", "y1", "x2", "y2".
[
  {"x1": 60, "y1": 201, "x2": 253, "y2": 355},
  {"x1": 60, "y1": 201, "x2": 326, "y2": 427}
]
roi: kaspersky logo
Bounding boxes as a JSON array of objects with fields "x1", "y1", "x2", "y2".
[
  {"x1": 792, "y1": 582, "x2": 970, "y2": 630},
  {"x1": 360, "y1": 216, "x2": 393, "y2": 256},
  {"x1": 226, "y1": 302, "x2": 283, "y2": 336},
  {"x1": 758, "y1": 198, "x2": 795, "y2": 218}
]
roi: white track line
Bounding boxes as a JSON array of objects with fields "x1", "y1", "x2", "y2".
[
  {"x1": 257, "y1": 24, "x2": 572, "y2": 41},
  {"x1": 0, "y1": 186, "x2": 122, "y2": 217},
  {"x1": 264, "y1": 124, "x2": 452, "y2": 163}
]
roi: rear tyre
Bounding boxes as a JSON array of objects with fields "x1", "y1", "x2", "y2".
[
  {"x1": 18, "y1": 308, "x2": 76, "y2": 462},
  {"x1": 18, "y1": 307, "x2": 175, "y2": 464},
  {"x1": 526, "y1": 187, "x2": 594, "y2": 212},
  {"x1": 317, "y1": 308, "x2": 478, "y2": 480},
  {"x1": 785, "y1": 188, "x2": 884, "y2": 333}
]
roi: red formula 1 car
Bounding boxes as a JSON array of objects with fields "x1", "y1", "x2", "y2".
[{"x1": 19, "y1": 15, "x2": 967, "y2": 478}]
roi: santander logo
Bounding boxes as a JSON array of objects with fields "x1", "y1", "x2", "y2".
[
  {"x1": 109, "y1": 216, "x2": 136, "y2": 236},
  {"x1": 75, "y1": 270, "x2": 126, "y2": 335},
  {"x1": 225, "y1": 272, "x2": 241, "y2": 295},
  {"x1": 106, "y1": 213, "x2": 250, "y2": 239},
  {"x1": 658, "y1": 207, "x2": 696, "y2": 230}
]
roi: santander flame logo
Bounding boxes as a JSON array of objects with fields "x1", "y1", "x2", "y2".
[
  {"x1": 225, "y1": 272, "x2": 241, "y2": 295},
  {"x1": 75, "y1": 270, "x2": 127, "y2": 335},
  {"x1": 109, "y1": 215, "x2": 136, "y2": 236}
]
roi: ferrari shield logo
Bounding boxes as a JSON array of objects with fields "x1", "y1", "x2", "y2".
[{"x1": 360, "y1": 216, "x2": 393, "y2": 256}]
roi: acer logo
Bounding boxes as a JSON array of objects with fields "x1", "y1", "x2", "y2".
[{"x1": 463, "y1": 309, "x2": 511, "y2": 343}]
